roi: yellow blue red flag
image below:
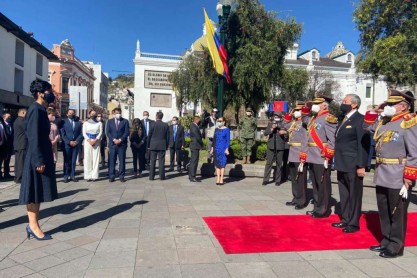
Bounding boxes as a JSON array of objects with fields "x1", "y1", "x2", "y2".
[{"x1": 204, "y1": 9, "x2": 231, "y2": 84}]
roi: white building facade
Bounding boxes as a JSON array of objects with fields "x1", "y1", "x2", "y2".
[
  {"x1": 285, "y1": 42, "x2": 389, "y2": 114},
  {"x1": 133, "y1": 40, "x2": 183, "y2": 121},
  {"x1": 0, "y1": 13, "x2": 56, "y2": 112},
  {"x1": 83, "y1": 61, "x2": 109, "y2": 110}
]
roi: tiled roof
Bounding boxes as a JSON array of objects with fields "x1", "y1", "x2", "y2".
[{"x1": 285, "y1": 57, "x2": 351, "y2": 68}]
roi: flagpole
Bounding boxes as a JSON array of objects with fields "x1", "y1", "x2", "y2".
[{"x1": 217, "y1": 3, "x2": 231, "y2": 117}]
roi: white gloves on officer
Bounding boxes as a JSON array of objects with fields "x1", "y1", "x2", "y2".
[
  {"x1": 323, "y1": 159, "x2": 328, "y2": 169},
  {"x1": 399, "y1": 185, "x2": 408, "y2": 199},
  {"x1": 298, "y1": 162, "x2": 304, "y2": 173}
]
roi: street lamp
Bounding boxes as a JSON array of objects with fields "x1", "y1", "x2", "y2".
[{"x1": 216, "y1": 0, "x2": 233, "y2": 117}]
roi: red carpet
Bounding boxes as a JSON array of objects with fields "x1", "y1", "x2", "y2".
[{"x1": 203, "y1": 213, "x2": 417, "y2": 254}]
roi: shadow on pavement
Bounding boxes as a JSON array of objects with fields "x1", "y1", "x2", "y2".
[
  {"x1": 47, "y1": 200, "x2": 148, "y2": 234},
  {"x1": 0, "y1": 200, "x2": 95, "y2": 230}
]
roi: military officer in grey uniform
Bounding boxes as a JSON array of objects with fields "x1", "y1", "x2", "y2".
[
  {"x1": 262, "y1": 112, "x2": 287, "y2": 186},
  {"x1": 239, "y1": 108, "x2": 257, "y2": 164},
  {"x1": 304, "y1": 95, "x2": 337, "y2": 218},
  {"x1": 284, "y1": 102, "x2": 309, "y2": 209},
  {"x1": 364, "y1": 90, "x2": 417, "y2": 258}
]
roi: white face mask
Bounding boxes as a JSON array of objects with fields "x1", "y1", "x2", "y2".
[
  {"x1": 383, "y1": 105, "x2": 397, "y2": 117},
  {"x1": 115, "y1": 113, "x2": 121, "y2": 119},
  {"x1": 273, "y1": 117, "x2": 280, "y2": 121},
  {"x1": 97, "y1": 117, "x2": 102, "y2": 121},
  {"x1": 293, "y1": 111, "x2": 302, "y2": 118},
  {"x1": 172, "y1": 121, "x2": 177, "y2": 125},
  {"x1": 246, "y1": 112, "x2": 252, "y2": 116},
  {"x1": 311, "y1": 104, "x2": 320, "y2": 114},
  {"x1": 143, "y1": 115, "x2": 149, "y2": 120},
  {"x1": 216, "y1": 122, "x2": 223, "y2": 127}
]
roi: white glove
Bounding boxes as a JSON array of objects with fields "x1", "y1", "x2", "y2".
[
  {"x1": 323, "y1": 159, "x2": 328, "y2": 169},
  {"x1": 298, "y1": 162, "x2": 304, "y2": 173},
  {"x1": 399, "y1": 185, "x2": 408, "y2": 199}
]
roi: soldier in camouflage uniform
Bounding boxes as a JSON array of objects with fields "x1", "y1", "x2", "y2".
[
  {"x1": 239, "y1": 108, "x2": 257, "y2": 164},
  {"x1": 284, "y1": 102, "x2": 311, "y2": 209},
  {"x1": 304, "y1": 95, "x2": 337, "y2": 218},
  {"x1": 364, "y1": 90, "x2": 417, "y2": 258}
]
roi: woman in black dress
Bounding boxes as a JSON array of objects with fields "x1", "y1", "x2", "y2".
[
  {"x1": 19, "y1": 80, "x2": 58, "y2": 240},
  {"x1": 130, "y1": 118, "x2": 146, "y2": 177}
]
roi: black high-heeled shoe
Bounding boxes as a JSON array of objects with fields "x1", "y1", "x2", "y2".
[{"x1": 26, "y1": 225, "x2": 52, "y2": 241}]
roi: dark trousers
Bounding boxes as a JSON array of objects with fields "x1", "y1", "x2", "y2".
[
  {"x1": 149, "y1": 150, "x2": 166, "y2": 180},
  {"x1": 263, "y1": 149, "x2": 284, "y2": 184},
  {"x1": 170, "y1": 147, "x2": 182, "y2": 170},
  {"x1": 0, "y1": 153, "x2": 12, "y2": 177},
  {"x1": 309, "y1": 163, "x2": 332, "y2": 215},
  {"x1": 189, "y1": 149, "x2": 200, "y2": 179},
  {"x1": 288, "y1": 162, "x2": 307, "y2": 205},
  {"x1": 14, "y1": 149, "x2": 26, "y2": 183},
  {"x1": 282, "y1": 148, "x2": 289, "y2": 182},
  {"x1": 337, "y1": 171, "x2": 363, "y2": 228},
  {"x1": 100, "y1": 143, "x2": 106, "y2": 164},
  {"x1": 376, "y1": 186, "x2": 409, "y2": 254},
  {"x1": 63, "y1": 145, "x2": 80, "y2": 178},
  {"x1": 109, "y1": 144, "x2": 127, "y2": 179},
  {"x1": 132, "y1": 147, "x2": 146, "y2": 173}
]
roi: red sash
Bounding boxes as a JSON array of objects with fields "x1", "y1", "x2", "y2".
[{"x1": 310, "y1": 126, "x2": 325, "y2": 153}]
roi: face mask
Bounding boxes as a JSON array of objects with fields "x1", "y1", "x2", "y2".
[
  {"x1": 97, "y1": 117, "x2": 102, "y2": 121},
  {"x1": 44, "y1": 92, "x2": 55, "y2": 104},
  {"x1": 115, "y1": 113, "x2": 121, "y2": 119},
  {"x1": 311, "y1": 104, "x2": 320, "y2": 114},
  {"x1": 246, "y1": 112, "x2": 252, "y2": 116},
  {"x1": 172, "y1": 121, "x2": 177, "y2": 125},
  {"x1": 143, "y1": 115, "x2": 149, "y2": 120},
  {"x1": 68, "y1": 115, "x2": 74, "y2": 119},
  {"x1": 293, "y1": 111, "x2": 302, "y2": 118},
  {"x1": 48, "y1": 115, "x2": 55, "y2": 122},
  {"x1": 273, "y1": 117, "x2": 280, "y2": 121},
  {"x1": 90, "y1": 115, "x2": 97, "y2": 121},
  {"x1": 6, "y1": 117, "x2": 12, "y2": 123},
  {"x1": 216, "y1": 122, "x2": 223, "y2": 127},
  {"x1": 383, "y1": 105, "x2": 397, "y2": 117},
  {"x1": 340, "y1": 104, "x2": 353, "y2": 114}
]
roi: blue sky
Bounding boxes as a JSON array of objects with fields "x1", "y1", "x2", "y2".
[{"x1": 1, "y1": 0, "x2": 360, "y2": 78}]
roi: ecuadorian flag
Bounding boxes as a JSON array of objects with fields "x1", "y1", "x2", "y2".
[{"x1": 204, "y1": 9, "x2": 232, "y2": 84}]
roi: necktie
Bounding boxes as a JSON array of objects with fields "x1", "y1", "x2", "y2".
[
  {"x1": 146, "y1": 121, "x2": 149, "y2": 136},
  {"x1": 116, "y1": 119, "x2": 119, "y2": 130},
  {"x1": 174, "y1": 125, "x2": 177, "y2": 142}
]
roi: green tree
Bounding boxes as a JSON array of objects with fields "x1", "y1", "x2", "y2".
[
  {"x1": 277, "y1": 67, "x2": 309, "y2": 106},
  {"x1": 227, "y1": 0, "x2": 302, "y2": 116},
  {"x1": 354, "y1": 0, "x2": 417, "y2": 86}
]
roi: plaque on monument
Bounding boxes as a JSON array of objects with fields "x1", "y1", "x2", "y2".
[
  {"x1": 144, "y1": 70, "x2": 173, "y2": 90},
  {"x1": 150, "y1": 93, "x2": 172, "y2": 108}
]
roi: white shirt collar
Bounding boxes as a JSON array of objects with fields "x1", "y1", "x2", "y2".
[{"x1": 345, "y1": 109, "x2": 357, "y2": 119}]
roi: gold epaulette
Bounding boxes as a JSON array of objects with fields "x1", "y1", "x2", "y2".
[
  {"x1": 325, "y1": 114, "x2": 338, "y2": 124},
  {"x1": 400, "y1": 114, "x2": 417, "y2": 129}
]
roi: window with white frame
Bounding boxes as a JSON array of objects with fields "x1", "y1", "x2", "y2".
[
  {"x1": 15, "y1": 40, "x2": 24, "y2": 66},
  {"x1": 312, "y1": 51, "x2": 318, "y2": 61},
  {"x1": 347, "y1": 54, "x2": 353, "y2": 63},
  {"x1": 366, "y1": 85, "x2": 372, "y2": 99},
  {"x1": 14, "y1": 68, "x2": 24, "y2": 94},
  {"x1": 36, "y1": 54, "x2": 43, "y2": 75}
]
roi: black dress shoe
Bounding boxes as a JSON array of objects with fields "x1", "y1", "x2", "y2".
[
  {"x1": 190, "y1": 178, "x2": 201, "y2": 183},
  {"x1": 312, "y1": 210, "x2": 331, "y2": 218},
  {"x1": 169, "y1": 168, "x2": 174, "y2": 172},
  {"x1": 285, "y1": 201, "x2": 296, "y2": 206},
  {"x1": 306, "y1": 210, "x2": 314, "y2": 215},
  {"x1": 72, "y1": 177, "x2": 78, "y2": 182},
  {"x1": 370, "y1": 245, "x2": 386, "y2": 252},
  {"x1": 342, "y1": 226, "x2": 360, "y2": 233},
  {"x1": 295, "y1": 203, "x2": 308, "y2": 210},
  {"x1": 64, "y1": 177, "x2": 69, "y2": 183},
  {"x1": 109, "y1": 178, "x2": 115, "y2": 182},
  {"x1": 379, "y1": 249, "x2": 403, "y2": 258},
  {"x1": 160, "y1": 177, "x2": 166, "y2": 180},
  {"x1": 275, "y1": 182, "x2": 281, "y2": 186},
  {"x1": 262, "y1": 182, "x2": 268, "y2": 186},
  {"x1": 332, "y1": 222, "x2": 347, "y2": 228},
  {"x1": 120, "y1": 178, "x2": 126, "y2": 183}
]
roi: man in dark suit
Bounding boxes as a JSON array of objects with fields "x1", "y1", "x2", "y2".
[
  {"x1": 0, "y1": 113, "x2": 14, "y2": 179},
  {"x1": 13, "y1": 108, "x2": 27, "y2": 184},
  {"x1": 333, "y1": 94, "x2": 370, "y2": 233},
  {"x1": 262, "y1": 112, "x2": 288, "y2": 186},
  {"x1": 148, "y1": 111, "x2": 169, "y2": 180},
  {"x1": 60, "y1": 109, "x2": 83, "y2": 183},
  {"x1": 106, "y1": 107, "x2": 129, "y2": 182},
  {"x1": 189, "y1": 116, "x2": 204, "y2": 182},
  {"x1": 141, "y1": 111, "x2": 155, "y2": 169},
  {"x1": 97, "y1": 113, "x2": 107, "y2": 167},
  {"x1": 168, "y1": 116, "x2": 185, "y2": 172}
]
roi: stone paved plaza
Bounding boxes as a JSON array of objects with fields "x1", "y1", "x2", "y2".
[{"x1": 1, "y1": 156, "x2": 417, "y2": 278}]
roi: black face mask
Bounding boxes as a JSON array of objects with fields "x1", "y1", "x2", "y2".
[
  {"x1": 340, "y1": 104, "x2": 353, "y2": 114},
  {"x1": 90, "y1": 115, "x2": 97, "y2": 121}
]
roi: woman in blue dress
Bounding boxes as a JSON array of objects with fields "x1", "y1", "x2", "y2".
[
  {"x1": 210, "y1": 117, "x2": 230, "y2": 185},
  {"x1": 19, "y1": 80, "x2": 58, "y2": 240}
]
